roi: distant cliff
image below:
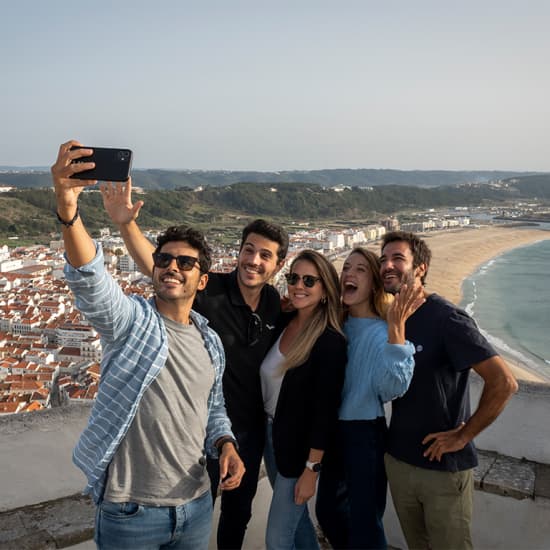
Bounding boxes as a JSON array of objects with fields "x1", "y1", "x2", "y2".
[{"x1": 0, "y1": 168, "x2": 542, "y2": 190}]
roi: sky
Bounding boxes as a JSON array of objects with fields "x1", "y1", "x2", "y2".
[{"x1": 1, "y1": 0, "x2": 549, "y2": 171}]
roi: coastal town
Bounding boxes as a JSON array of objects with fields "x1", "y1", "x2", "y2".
[{"x1": 0, "y1": 212, "x2": 478, "y2": 416}]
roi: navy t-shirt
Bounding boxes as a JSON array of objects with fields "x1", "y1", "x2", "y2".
[{"x1": 387, "y1": 293, "x2": 497, "y2": 472}]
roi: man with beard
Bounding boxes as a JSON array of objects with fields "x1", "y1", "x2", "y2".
[
  {"x1": 380, "y1": 231, "x2": 518, "y2": 550},
  {"x1": 52, "y1": 141, "x2": 244, "y2": 549},
  {"x1": 101, "y1": 180, "x2": 289, "y2": 549}
]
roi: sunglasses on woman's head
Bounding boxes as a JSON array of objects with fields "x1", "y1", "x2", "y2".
[
  {"x1": 285, "y1": 273, "x2": 321, "y2": 288},
  {"x1": 152, "y1": 252, "x2": 200, "y2": 271}
]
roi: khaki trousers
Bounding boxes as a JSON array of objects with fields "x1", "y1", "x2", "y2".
[{"x1": 385, "y1": 453, "x2": 473, "y2": 550}]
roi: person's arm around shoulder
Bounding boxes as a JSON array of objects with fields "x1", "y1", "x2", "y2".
[
  {"x1": 100, "y1": 179, "x2": 155, "y2": 277},
  {"x1": 51, "y1": 140, "x2": 98, "y2": 267},
  {"x1": 422, "y1": 355, "x2": 518, "y2": 462}
]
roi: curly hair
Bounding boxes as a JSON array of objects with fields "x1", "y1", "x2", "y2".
[{"x1": 155, "y1": 225, "x2": 212, "y2": 274}]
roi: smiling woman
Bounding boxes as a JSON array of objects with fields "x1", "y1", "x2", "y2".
[{"x1": 259, "y1": 249, "x2": 347, "y2": 550}]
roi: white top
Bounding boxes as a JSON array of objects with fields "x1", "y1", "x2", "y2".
[{"x1": 260, "y1": 331, "x2": 285, "y2": 418}]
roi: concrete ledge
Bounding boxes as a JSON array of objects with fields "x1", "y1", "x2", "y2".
[
  {"x1": 0, "y1": 493, "x2": 94, "y2": 549},
  {"x1": 535, "y1": 462, "x2": 550, "y2": 499},
  {"x1": 475, "y1": 449, "x2": 544, "y2": 500}
]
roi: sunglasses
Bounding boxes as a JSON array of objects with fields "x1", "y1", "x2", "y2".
[
  {"x1": 285, "y1": 273, "x2": 321, "y2": 288},
  {"x1": 248, "y1": 313, "x2": 263, "y2": 347},
  {"x1": 152, "y1": 252, "x2": 200, "y2": 271}
]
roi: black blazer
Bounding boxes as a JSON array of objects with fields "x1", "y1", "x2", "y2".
[{"x1": 271, "y1": 316, "x2": 347, "y2": 478}]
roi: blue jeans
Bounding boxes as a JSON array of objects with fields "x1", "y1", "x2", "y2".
[
  {"x1": 264, "y1": 418, "x2": 320, "y2": 550},
  {"x1": 94, "y1": 490, "x2": 212, "y2": 550}
]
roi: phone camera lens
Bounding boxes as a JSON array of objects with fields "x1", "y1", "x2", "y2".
[{"x1": 117, "y1": 150, "x2": 130, "y2": 161}]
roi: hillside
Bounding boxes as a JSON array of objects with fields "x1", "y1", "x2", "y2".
[{"x1": 2, "y1": 174, "x2": 549, "y2": 244}]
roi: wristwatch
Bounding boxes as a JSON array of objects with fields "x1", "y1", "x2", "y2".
[{"x1": 305, "y1": 460, "x2": 322, "y2": 473}]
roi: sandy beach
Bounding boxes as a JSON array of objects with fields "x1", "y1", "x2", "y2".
[{"x1": 334, "y1": 225, "x2": 550, "y2": 382}]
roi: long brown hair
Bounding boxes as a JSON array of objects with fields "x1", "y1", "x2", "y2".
[
  {"x1": 282, "y1": 250, "x2": 344, "y2": 372},
  {"x1": 343, "y1": 247, "x2": 393, "y2": 319}
]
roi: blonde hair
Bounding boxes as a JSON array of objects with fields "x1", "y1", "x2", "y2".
[
  {"x1": 343, "y1": 247, "x2": 393, "y2": 319},
  {"x1": 282, "y1": 250, "x2": 344, "y2": 372}
]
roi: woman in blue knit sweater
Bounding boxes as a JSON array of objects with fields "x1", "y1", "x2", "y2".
[{"x1": 317, "y1": 247, "x2": 424, "y2": 549}]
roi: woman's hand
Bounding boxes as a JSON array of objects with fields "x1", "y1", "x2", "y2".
[{"x1": 294, "y1": 469, "x2": 318, "y2": 505}]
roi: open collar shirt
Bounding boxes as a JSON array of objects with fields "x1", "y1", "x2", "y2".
[{"x1": 65, "y1": 244, "x2": 232, "y2": 503}]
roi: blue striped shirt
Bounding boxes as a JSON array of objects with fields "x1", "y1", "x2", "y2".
[{"x1": 65, "y1": 244, "x2": 233, "y2": 503}]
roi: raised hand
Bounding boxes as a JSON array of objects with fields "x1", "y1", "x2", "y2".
[
  {"x1": 386, "y1": 278, "x2": 426, "y2": 329},
  {"x1": 100, "y1": 178, "x2": 144, "y2": 226},
  {"x1": 51, "y1": 140, "x2": 96, "y2": 215}
]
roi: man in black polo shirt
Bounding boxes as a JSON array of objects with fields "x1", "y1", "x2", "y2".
[
  {"x1": 101, "y1": 181, "x2": 289, "y2": 549},
  {"x1": 194, "y1": 219, "x2": 287, "y2": 549}
]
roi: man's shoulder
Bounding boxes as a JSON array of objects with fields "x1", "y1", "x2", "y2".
[
  {"x1": 194, "y1": 271, "x2": 233, "y2": 310},
  {"x1": 261, "y1": 282, "x2": 281, "y2": 303},
  {"x1": 415, "y1": 293, "x2": 464, "y2": 321},
  {"x1": 204, "y1": 271, "x2": 232, "y2": 291}
]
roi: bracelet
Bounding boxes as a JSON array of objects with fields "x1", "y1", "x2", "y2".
[
  {"x1": 56, "y1": 206, "x2": 80, "y2": 227},
  {"x1": 215, "y1": 436, "x2": 238, "y2": 453}
]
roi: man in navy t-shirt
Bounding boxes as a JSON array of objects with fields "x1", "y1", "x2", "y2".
[{"x1": 380, "y1": 231, "x2": 518, "y2": 550}]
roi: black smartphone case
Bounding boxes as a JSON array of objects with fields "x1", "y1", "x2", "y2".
[{"x1": 70, "y1": 146, "x2": 133, "y2": 182}]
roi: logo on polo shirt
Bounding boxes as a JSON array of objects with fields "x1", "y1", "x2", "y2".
[{"x1": 266, "y1": 324, "x2": 275, "y2": 330}]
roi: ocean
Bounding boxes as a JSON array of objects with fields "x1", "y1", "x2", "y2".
[{"x1": 461, "y1": 238, "x2": 550, "y2": 381}]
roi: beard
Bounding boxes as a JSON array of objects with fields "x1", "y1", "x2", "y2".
[{"x1": 383, "y1": 268, "x2": 415, "y2": 295}]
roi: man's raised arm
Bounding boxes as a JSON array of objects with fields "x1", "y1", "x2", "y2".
[
  {"x1": 51, "y1": 141, "x2": 98, "y2": 267},
  {"x1": 100, "y1": 180, "x2": 155, "y2": 277}
]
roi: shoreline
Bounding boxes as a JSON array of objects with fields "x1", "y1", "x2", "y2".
[{"x1": 334, "y1": 224, "x2": 550, "y2": 383}]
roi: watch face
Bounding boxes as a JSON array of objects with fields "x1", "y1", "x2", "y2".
[{"x1": 307, "y1": 461, "x2": 322, "y2": 472}]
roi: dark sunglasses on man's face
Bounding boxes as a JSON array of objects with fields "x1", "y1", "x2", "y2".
[
  {"x1": 285, "y1": 273, "x2": 321, "y2": 288},
  {"x1": 152, "y1": 252, "x2": 200, "y2": 271}
]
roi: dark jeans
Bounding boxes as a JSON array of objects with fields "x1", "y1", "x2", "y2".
[
  {"x1": 317, "y1": 418, "x2": 388, "y2": 550},
  {"x1": 207, "y1": 426, "x2": 265, "y2": 550},
  {"x1": 316, "y1": 449, "x2": 350, "y2": 550}
]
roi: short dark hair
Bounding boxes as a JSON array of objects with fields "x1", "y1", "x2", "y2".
[
  {"x1": 381, "y1": 231, "x2": 432, "y2": 285},
  {"x1": 240, "y1": 219, "x2": 289, "y2": 262},
  {"x1": 155, "y1": 225, "x2": 212, "y2": 274}
]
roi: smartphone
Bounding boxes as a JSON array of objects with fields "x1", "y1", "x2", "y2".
[{"x1": 70, "y1": 146, "x2": 133, "y2": 182}]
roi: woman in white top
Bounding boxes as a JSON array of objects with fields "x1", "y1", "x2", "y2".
[{"x1": 260, "y1": 250, "x2": 347, "y2": 550}]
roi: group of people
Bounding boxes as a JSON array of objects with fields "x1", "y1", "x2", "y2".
[{"x1": 53, "y1": 141, "x2": 518, "y2": 550}]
